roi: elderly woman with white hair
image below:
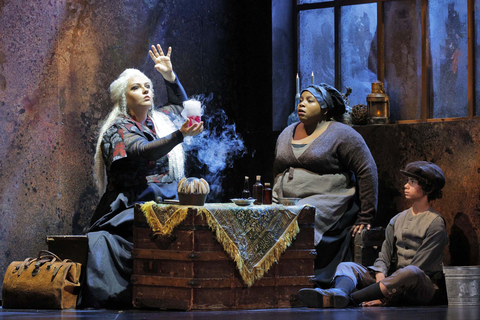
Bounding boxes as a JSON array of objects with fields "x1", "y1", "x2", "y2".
[{"x1": 80, "y1": 44, "x2": 203, "y2": 308}]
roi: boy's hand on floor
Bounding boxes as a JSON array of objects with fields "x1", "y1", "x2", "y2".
[{"x1": 362, "y1": 299, "x2": 384, "y2": 307}]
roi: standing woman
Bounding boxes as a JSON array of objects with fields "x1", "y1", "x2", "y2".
[
  {"x1": 272, "y1": 84, "x2": 378, "y2": 287},
  {"x1": 81, "y1": 44, "x2": 203, "y2": 308}
]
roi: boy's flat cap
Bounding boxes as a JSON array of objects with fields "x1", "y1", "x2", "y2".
[{"x1": 401, "y1": 161, "x2": 445, "y2": 191}]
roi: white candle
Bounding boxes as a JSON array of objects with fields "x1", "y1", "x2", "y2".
[
  {"x1": 311, "y1": 71, "x2": 314, "y2": 85},
  {"x1": 296, "y1": 73, "x2": 300, "y2": 95}
]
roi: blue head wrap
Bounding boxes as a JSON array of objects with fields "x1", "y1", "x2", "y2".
[{"x1": 302, "y1": 83, "x2": 346, "y2": 121}]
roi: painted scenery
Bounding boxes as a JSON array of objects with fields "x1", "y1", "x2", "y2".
[
  {"x1": 429, "y1": 0, "x2": 468, "y2": 118},
  {"x1": 340, "y1": 3, "x2": 377, "y2": 108},
  {"x1": 298, "y1": 8, "x2": 335, "y2": 90}
]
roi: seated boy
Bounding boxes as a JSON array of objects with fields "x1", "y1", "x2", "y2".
[{"x1": 298, "y1": 161, "x2": 448, "y2": 308}]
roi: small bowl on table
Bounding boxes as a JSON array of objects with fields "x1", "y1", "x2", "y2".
[
  {"x1": 279, "y1": 198, "x2": 301, "y2": 206},
  {"x1": 230, "y1": 198, "x2": 256, "y2": 206}
]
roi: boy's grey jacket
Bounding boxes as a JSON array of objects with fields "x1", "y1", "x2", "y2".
[{"x1": 370, "y1": 207, "x2": 448, "y2": 276}]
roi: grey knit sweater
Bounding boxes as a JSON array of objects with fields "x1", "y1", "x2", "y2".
[{"x1": 273, "y1": 121, "x2": 378, "y2": 225}]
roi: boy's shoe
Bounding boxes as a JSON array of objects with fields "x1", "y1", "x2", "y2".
[{"x1": 298, "y1": 288, "x2": 351, "y2": 308}]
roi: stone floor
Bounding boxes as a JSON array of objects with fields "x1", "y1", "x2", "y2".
[{"x1": 1, "y1": 306, "x2": 479, "y2": 319}]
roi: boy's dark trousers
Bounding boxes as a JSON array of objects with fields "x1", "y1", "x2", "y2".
[{"x1": 334, "y1": 262, "x2": 439, "y2": 305}]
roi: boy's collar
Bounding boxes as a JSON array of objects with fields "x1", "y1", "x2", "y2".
[{"x1": 411, "y1": 202, "x2": 431, "y2": 215}]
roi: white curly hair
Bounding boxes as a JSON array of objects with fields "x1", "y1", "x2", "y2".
[{"x1": 94, "y1": 68, "x2": 185, "y2": 196}]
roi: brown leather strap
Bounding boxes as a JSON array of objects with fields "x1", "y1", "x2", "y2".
[
  {"x1": 13, "y1": 251, "x2": 74, "y2": 279},
  {"x1": 16, "y1": 258, "x2": 36, "y2": 276},
  {"x1": 28, "y1": 250, "x2": 62, "y2": 277},
  {"x1": 46, "y1": 257, "x2": 57, "y2": 270},
  {"x1": 52, "y1": 259, "x2": 73, "y2": 280},
  {"x1": 38, "y1": 250, "x2": 62, "y2": 261}
]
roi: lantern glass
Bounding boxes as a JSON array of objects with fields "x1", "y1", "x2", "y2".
[
  {"x1": 367, "y1": 99, "x2": 390, "y2": 124},
  {"x1": 369, "y1": 101, "x2": 388, "y2": 118},
  {"x1": 366, "y1": 80, "x2": 390, "y2": 124}
]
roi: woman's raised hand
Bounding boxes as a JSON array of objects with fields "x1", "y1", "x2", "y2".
[
  {"x1": 149, "y1": 44, "x2": 175, "y2": 82},
  {"x1": 179, "y1": 119, "x2": 204, "y2": 137}
]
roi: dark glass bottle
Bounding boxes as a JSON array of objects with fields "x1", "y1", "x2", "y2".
[
  {"x1": 252, "y1": 175, "x2": 264, "y2": 205},
  {"x1": 263, "y1": 182, "x2": 272, "y2": 205},
  {"x1": 242, "y1": 176, "x2": 250, "y2": 199}
]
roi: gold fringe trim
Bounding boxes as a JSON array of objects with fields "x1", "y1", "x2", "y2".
[
  {"x1": 140, "y1": 201, "x2": 189, "y2": 237},
  {"x1": 199, "y1": 207, "x2": 300, "y2": 287},
  {"x1": 141, "y1": 202, "x2": 301, "y2": 286}
]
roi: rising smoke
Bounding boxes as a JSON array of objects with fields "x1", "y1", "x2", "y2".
[{"x1": 173, "y1": 94, "x2": 247, "y2": 201}]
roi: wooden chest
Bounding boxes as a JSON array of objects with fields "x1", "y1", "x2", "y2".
[
  {"x1": 45, "y1": 235, "x2": 88, "y2": 266},
  {"x1": 132, "y1": 204, "x2": 315, "y2": 310}
]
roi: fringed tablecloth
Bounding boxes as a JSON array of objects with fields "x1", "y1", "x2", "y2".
[{"x1": 140, "y1": 202, "x2": 309, "y2": 287}]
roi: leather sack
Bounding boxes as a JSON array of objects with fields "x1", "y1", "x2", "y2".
[{"x1": 2, "y1": 250, "x2": 82, "y2": 309}]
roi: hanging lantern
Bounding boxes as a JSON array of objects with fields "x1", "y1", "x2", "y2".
[{"x1": 366, "y1": 81, "x2": 390, "y2": 124}]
